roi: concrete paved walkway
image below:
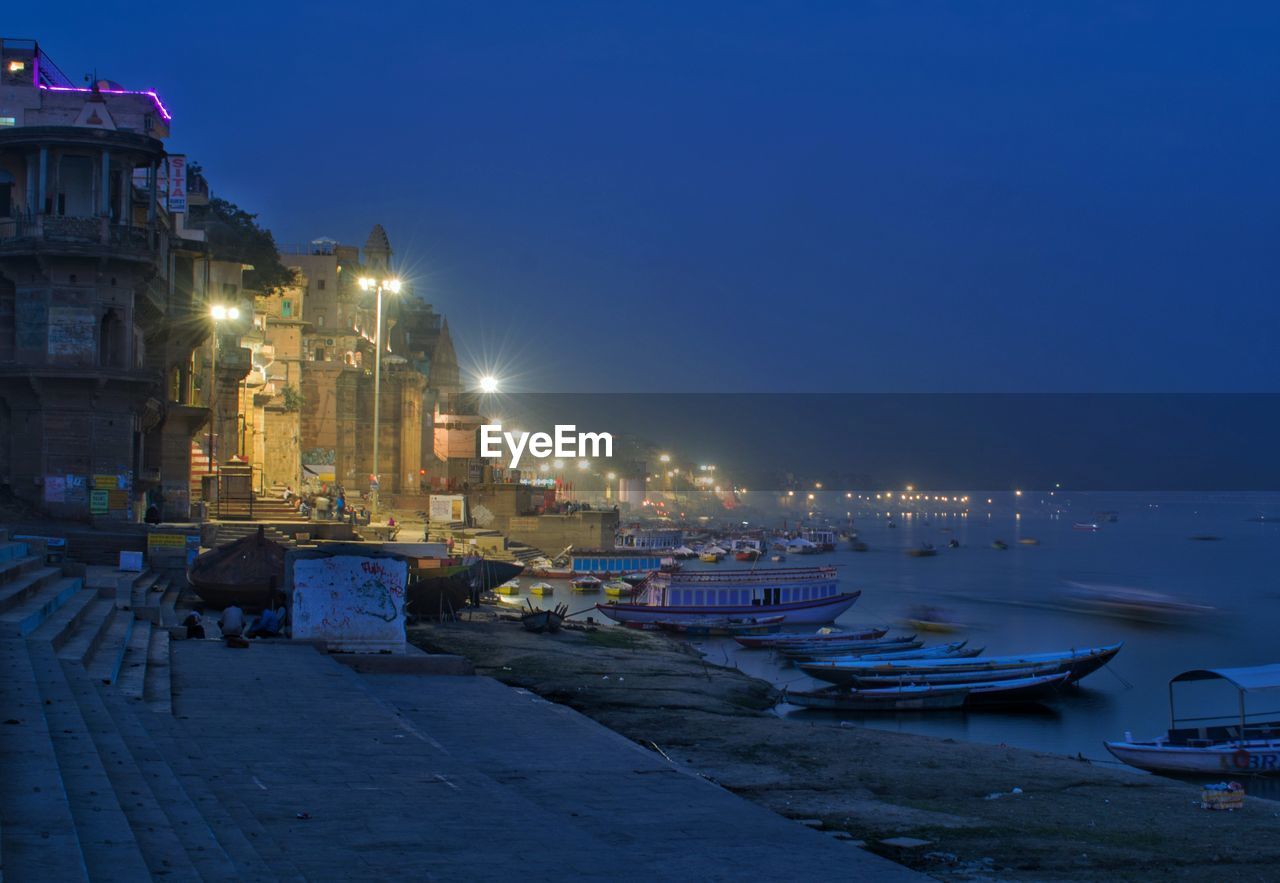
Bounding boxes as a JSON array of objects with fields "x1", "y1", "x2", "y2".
[{"x1": 168, "y1": 641, "x2": 920, "y2": 880}]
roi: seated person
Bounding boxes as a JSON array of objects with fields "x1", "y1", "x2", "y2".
[
  {"x1": 219, "y1": 603, "x2": 245, "y2": 638},
  {"x1": 182, "y1": 611, "x2": 206, "y2": 640},
  {"x1": 246, "y1": 606, "x2": 283, "y2": 638}
]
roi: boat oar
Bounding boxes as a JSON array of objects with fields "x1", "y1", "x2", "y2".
[{"x1": 564, "y1": 604, "x2": 598, "y2": 619}]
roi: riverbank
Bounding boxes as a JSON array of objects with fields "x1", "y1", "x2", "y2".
[{"x1": 410, "y1": 611, "x2": 1280, "y2": 880}]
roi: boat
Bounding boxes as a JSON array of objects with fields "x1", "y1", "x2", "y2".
[
  {"x1": 786, "y1": 538, "x2": 820, "y2": 556},
  {"x1": 569, "y1": 549, "x2": 678, "y2": 577},
  {"x1": 906, "y1": 544, "x2": 938, "y2": 558},
  {"x1": 570, "y1": 575, "x2": 603, "y2": 593},
  {"x1": 735, "y1": 549, "x2": 761, "y2": 562},
  {"x1": 947, "y1": 539, "x2": 960, "y2": 549},
  {"x1": 1073, "y1": 522, "x2": 1100, "y2": 531},
  {"x1": 734, "y1": 626, "x2": 888, "y2": 649},
  {"x1": 521, "y1": 602, "x2": 567, "y2": 634},
  {"x1": 991, "y1": 539, "x2": 1008, "y2": 550},
  {"x1": 603, "y1": 580, "x2": 633, "y2": 598},
  {"x1": 700, "y1": 552, "x2": 722, "y2": 563},
  {"x1": 495, "y1": 581, "x2": 521, "y2": 596},
  {"x1": 779, "y1": 639, "x2": 924, "y2": 660},
  {"x1": 801, "y1": 529, "x2": 837, "y2": 552},
  {"x1": 903, "y1": 605, "x2": 965, "y2": 633},
  {"x1": 849, "y1": 541, "x2": 869, "y2": 552},
  {"x1": 1061, "y1": 582, "x2": 1216, "y2": 624},
  {"x1": 1105, "y1": 665, "x2": 1280, "y2": 776},
  {"x1": 798, "y1": 643, "x2": 1123, "y2": 687},
  {"x1": 843, "y1": 666, "x2": 1053, "y2": 688},
  {"x1": 770, "y1": 554, "x2": 786, "y2": 562},
  {"x1": 855, "y1": 643, "x2": 982, "y2": 661},
  {"x1": 671, "y1": 545, "x2": 698, "y2": 560},
  {"x1": 1018, "y1": 538, "x2": 1039, "y2": 546},
  {"x1": 529, "y1": 582, "x2": 554, "y2": 596},
  {"x1": 783, "y1": 673, "x2": 1071, "y2": 711},
  {"x1": 595, "y1": 566, "x2": 860, "y2": 626},
  {"x1": 652, "y1": 615, "x2": 785, "y2": 637},
  {"x1": 187, "y1": 526, "x2": 287, "y2": 611},
  {"x1": 887, "y1": 521, "x2": 897, "y2": 529}
]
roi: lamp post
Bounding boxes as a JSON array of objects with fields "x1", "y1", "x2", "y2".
[
  {"x1": 359, "y1": 276, "x2": 401, "y2": 520},
  {"x1": 207, "y1": 304, "x2": 241, "y2": 477}
]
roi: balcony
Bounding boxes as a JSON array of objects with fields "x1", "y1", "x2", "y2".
[{"x1": 0, "y1": 213, "x2": 159, "y2": 261}]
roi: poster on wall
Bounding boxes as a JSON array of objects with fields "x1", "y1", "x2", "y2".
[
  {"x1": 428, "y1": 494, "x2": 466, "y2": 524},
  {"x1": 44, "y1": 476, "x2": 66, "y2": 503},
  {"x1": 89, "y1": 489, "x2": 108, "y2": 514}
]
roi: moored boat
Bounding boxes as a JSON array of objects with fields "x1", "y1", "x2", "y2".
[
  {"x1": 529, "y1": 582, "x2": 554, "y2": 596},
  {"x1": 734, "y1": 626, "x2": 888, "y2": 649},
  {"x1": 1105, "y1": 664, "x2": 1280, "y2": 776},
  {"x1": 991, "y1": 539, "x2": 1009, "y2": 550},
  {"x1": 571, "y1": 575, "x2": 603, "y2": 593},
  {"x1": 521, "y1": 602, "x2": 566, "y2": 634},
  {"x1": 495, "y1": 581, "x2": 521, "y2": 596},
  {"x1": 187, "y1": 526, "x2": 286, "y2": 611},
  {"x1": 906, "y1": 544, "x2": 938, "y2": 558},
  {"x1": 596, "y1": 566, "x2": 858, "y2": 626},
  {"x1": 799, "y1": 643, "x2": 1122, "y2": 686},
  {"x1": 783, "y1": 672, "x2": 1070, "y2": 711},
  {"x1": 652, "y1": 615, "x2": 784, "y2": 637}
]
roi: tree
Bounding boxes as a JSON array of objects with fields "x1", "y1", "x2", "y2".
[{"x1": 185, "y1": 169, "x2": 296, "y2": 293}]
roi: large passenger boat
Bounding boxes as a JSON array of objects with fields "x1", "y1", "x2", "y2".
[{"x1": 595, "y1": 566, "x2": 858, "y2": 625}]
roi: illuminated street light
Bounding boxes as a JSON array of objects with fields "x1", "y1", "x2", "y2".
[
  {"x1": 206, "y1": 304, "x2": 241, "y2": 475},
  {"x1": 659, "y1": 453, "x2": 670, "y2": 463},
  {"x1": 578, "y1": 460, "x2": 590, "y2": 470},
  {"x1": 357, "y1": 276, "x2": 402, "y2": 517},
  {"x1": 606, "y1": 472, "x2": 617, "y2": 480},
  {"x1": 1015, "y1": 489, "x2": 1023, "y2": 497},
  {"x1": 478, "y1": 375, "x2": 500, "y2": 393},
  {"x1": 552, "y1": 460, "x2": 564, "y2": 470}
]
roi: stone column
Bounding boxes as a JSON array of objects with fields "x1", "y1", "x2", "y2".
[
  {"x1": 36, "y1": 147, "x2": 47, "y2": 214},
  {"x1": 100, "y1": 150, "x2": 111, "y2": 216}
]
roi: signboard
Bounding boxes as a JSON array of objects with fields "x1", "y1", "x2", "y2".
[
  {"x1": 167, "y1": 154, "x2": 187, "y2": 213},
  {"x1": 89, "y1": 489, "x2": 108, "y2": 514},
  {"x1": 93, "y1": 474, "x2": 117, "y2": 490},
  {"x1": 291, "y1": 555, "x2": 407, "y2": 652},
  {"x1": 428, "y1": 494, "x2": 466, "y2": 524},
  {"x1": 44, "y1": 476, "x2": 66, "y2": 503}
]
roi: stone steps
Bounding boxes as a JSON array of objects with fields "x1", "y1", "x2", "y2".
[
  {"x1": 143, "y1": 627, "x2": 173, "y2": 714},
  {"x1": 94, "y1": 686, "x2": 244, "y2": 881},
  {"x1": 84, "y1": 607, "x2": 134, "y2": 685},
  {"x1": 0, "y1": 537, "x2": 295, "y2": 882},
  {"x1": 24, "y1": 641, "x2": 151, "y2": 880},
  {"x1": 0, "y1": 637, "x2": 90, "y2": 882},
  {"x1": 59, "y1": 656, "x2": 204, "y2": 880},
  {"x1": 115, "y1": 618, "x2": 153, "y2": 700},
  {"x1": 0, "y1": 568, "x2": 78, "y2": 637}
]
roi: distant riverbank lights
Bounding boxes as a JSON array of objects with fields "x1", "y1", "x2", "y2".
[{"x1": 480, "y1": 424, "x2": 614, "y2": 469}]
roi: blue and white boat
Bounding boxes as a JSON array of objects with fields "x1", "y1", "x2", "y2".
[{"x1": 595, "y1": 566, "x2": 859, "y2": 625}]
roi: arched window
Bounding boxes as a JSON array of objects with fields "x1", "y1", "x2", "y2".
[{"x1": 99, "y1": 309, "x2": 126, "y2": 368}]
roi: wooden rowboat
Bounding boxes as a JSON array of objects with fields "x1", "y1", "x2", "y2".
[
  {"x1": 187, "y1": 526, "x2": 286, "y2": 612},
  {"x1": 735, "y1": 626, "x2": 888, "y2": 650}
]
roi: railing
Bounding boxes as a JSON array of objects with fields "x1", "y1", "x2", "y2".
[
  {"x1": 654, "y1": 566, "x2": 839, "y2": 585},
  {"x1": 0, "y1": 214, "x2": 157, "y2": 253}
]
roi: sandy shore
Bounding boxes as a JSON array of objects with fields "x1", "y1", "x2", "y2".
[{"x1": 410, "y1": 612, "x2": 1280, "y2": 880}]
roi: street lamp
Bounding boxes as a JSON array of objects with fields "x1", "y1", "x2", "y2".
[
  {"x1": 207, "y1": 304, "x2": 241, "y2": 476},
  {"x1": 358, "y1": 276, "x2": 401, "y2": 519},
  {"x1": 478, "y1": 375, "x2": 500, "y2": 393}
]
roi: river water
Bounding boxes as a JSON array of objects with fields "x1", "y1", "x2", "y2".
[{"x1": 675, "y1": 492, "x2": 1280, "y2": 771}]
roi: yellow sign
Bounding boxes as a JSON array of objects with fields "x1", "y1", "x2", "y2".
[
  {"x1": 93, "y1": 475, "x2": 117, "y2": 490},
  {"x1": 147, "y1": 533, "x2": 186, "y2": 550}
]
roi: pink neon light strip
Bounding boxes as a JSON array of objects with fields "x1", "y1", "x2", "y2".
[{"x1": 38, "y1": 84, "x2": 172, "y2": 121}]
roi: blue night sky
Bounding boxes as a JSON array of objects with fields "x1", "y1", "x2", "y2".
[{"x1": 11, "y1": 2, "x2": 1280, "y2": 392}]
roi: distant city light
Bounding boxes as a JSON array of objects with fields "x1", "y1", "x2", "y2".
[
  {"x1": 606, "y1": 472, "x2": 617, "y2": 480},
  {"x1": 659, "y1": 453, "x2": 670, "y2": 463},
  {"x1": 1015, "y1": 489, "x2": 1023, "y2": 497},
  {"x1": 578, "y1": 460, "x2": 590, "y2": 470},
  {"x1": 553, "y1": 460, "x2": 564, "y2": 469}
]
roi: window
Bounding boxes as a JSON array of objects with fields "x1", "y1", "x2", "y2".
[
  {"x1": 317, "y1": 279, "x2": 326, "y2": 290},
  {"x1": 314, "y1": 347, "x2": 324, "y2": 361},
  {"x1": 0, "y1": 117, "x2": 15, "y2": 127},
  {"x1": 316, "y1": 314, "x2": 325, "y2": 327},
  {"x1": 221, "y1": 282, "x2": 237, "y2": 295},
  {"x1": 282, "y1": 300, "x2": 292, "y2": 317}
]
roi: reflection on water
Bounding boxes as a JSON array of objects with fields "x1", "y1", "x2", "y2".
[{"x1": 679, "y1": 493, "x2": 1280, "y2": 775}]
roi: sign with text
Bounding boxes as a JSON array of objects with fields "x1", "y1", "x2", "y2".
[
  {"x1": 428, "y1": 494, "x2": 466, "y2": 524},
  {"x1": 167, "y1": 155, "x2": 187, "y2": 213}
]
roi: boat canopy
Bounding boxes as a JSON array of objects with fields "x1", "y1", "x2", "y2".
[{"x1": 1172, "y1": 664, "x2": 1280, "y2": 693}]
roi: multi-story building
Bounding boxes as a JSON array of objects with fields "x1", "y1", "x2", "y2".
[
  {"x1": 285, "y1": 226, "x2": 460, "y2": 497},
  {"x1": 0, "y1": 38, "x2": 213, "y2": 520}
]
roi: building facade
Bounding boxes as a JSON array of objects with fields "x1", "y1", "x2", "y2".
[{"x1": 0, "y1": 38, "x2": 211, "y2": 520}]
